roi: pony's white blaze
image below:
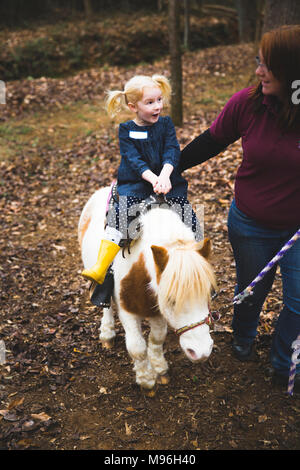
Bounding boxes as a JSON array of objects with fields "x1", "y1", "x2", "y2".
[
  {"x1": 79, "y1": 188, "x2": 217, "y2": 391},
  {"x1": 159, "y1": 300, "x2": 214, "y2": 363},
  {"x1": 180, "y1": 321, "x2": 214, "y2": 362}
]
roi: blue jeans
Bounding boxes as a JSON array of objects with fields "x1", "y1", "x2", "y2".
[{"x1": 227, "y1": 199, "x2": 300, "y2": 377}]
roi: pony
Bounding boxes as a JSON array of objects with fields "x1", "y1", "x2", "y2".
[{"x1": 78, "y1": 187, "x2": 217, "y2": 393}]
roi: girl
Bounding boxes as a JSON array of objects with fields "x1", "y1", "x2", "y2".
[{"x1": 82, "y1": 74, "x2": 202, "y2": 287}]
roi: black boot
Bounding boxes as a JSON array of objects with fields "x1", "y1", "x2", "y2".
[
  {"x1": 89, "y1": 268, "x2": 114, "y2": 307},
  {"x1": 232, "y1": 338, "x2": 255, "y2": 361}
]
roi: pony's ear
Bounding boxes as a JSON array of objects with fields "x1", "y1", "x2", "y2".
[
  {"x1": 151, "y1": 245, "x2": 169, "y2": 276},
  {"x1": 197, "y1": 238, "x2": 211, "y2": 259}
]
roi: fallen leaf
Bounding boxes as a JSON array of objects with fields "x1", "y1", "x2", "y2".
[
  {"x1": 8, "y1": 397, "x2": 24, "y2": 410},
  {"x1": 258, "y1": 415, "x2": 268, "y2": 423},
  {"x1": 22, "y1": 420, "x2": 36, "y2": 431},
  {"x1": 0, "y1": 410, "x2": 19, "y2": 421},
  {"x1": 126, "y1": 406, "x2": 136, "y2": 412},
  {"x1": 31, "y1": 412, "x2": 51, "y2": 422},
  {"x1": 125, "y1": 421, "x2": 132, "y2": 436},
  {"x1": 52, "y1": 244, "x2": 66, "y2": 251},
  {"x1": 17, "y1": 439, "x2": 33, "y2": 448},
  {"x1": 191, "y1": 439, "x2": 198, "y2": 447}
]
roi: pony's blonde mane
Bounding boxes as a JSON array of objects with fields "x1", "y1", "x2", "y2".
[
  {"x1": 140, "y1": 207, "x2": 215, "y2": 313},
  {"x1": 157, "y1": 242, "x2": 216, "y2": 314}
]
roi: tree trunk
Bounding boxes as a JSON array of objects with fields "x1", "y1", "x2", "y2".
[
  {"x1": 263, "y1": 0, "x2": 300, "y2": 33},
  {"x1": 83, "y1": 0, "x2": 93, "y2": 20},
  {"x1": 255, "y1": 0, "x2": 264, "y2": 43},
  {"x1": 183, "y1": 0, "x2": 190, "y2": 50},
  {"x1": 168, "y1": 0, "x2": 183, "y2": 126},
  {"x1": 236, "y1": 0, "x2": 258, "y2": 42}
]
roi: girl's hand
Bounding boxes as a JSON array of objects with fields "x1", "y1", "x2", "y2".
[
  {"x1": 142, "y1": 169, "x2": 158, "y2": 190},
  {"x1": 154, "y1": 175, "x2": 172, "y2": 194},
  {"x1": 154, "y1": 163, "x2": 173, "y2": 194}
]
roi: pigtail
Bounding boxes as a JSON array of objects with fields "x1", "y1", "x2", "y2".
[
  {"x1": 106, "y1": 90, "x2": 126, "y2": 117},
  {"x1": 152, "y1": 74, "x2": 171, "y2": 105}
]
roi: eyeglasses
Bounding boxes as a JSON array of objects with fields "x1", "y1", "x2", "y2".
[{"x1": 255, "y1": 56, "x2": 268, "y2": 71}]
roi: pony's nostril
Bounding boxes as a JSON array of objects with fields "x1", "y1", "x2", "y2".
[{"x1": 187, "y1": 348, "x2": 197, "y2": 360}]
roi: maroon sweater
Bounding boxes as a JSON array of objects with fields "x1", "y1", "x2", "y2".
[{"x1": 209, "y1": 87, "x2": 300, "y2": 230}]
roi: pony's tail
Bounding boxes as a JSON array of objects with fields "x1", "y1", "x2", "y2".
[
  {"x1": 106, "y1": 90, "x2": 126, "y2": 118},
  {"x1": 152, "y1": 74, "x2": 172, "y2": 105}
]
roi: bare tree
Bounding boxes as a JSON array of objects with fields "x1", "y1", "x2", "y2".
[
  {"x1": 236, "y1": 0, "x2": 258, "y2": 42},
  {"x1": 168, "y1": 0, "x2": 183, "y2": 126},
  {"x1": 263, "y1": 0, "x2": 300, "y2": 33},
  {"x1": 83, "y1": 0, "x2": 93, "y2": 20},
  {"x1": 158, "y1": 0, "x2": 164, "y2": 11},
  {"x1": 183, "y1": 0, "x2": 190, "y2": 50},
  {"x1": 255, "y1": 0, "x2": 265, "y2": 43}
]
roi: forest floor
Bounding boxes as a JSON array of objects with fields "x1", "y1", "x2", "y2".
[{"x1": 0, "y1": 29, "x2": 299, "y2": 452}]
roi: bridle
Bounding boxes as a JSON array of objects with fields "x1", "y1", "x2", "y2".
[{"x1": 175, "y1": 311, "x2": 220, "y2": 337}]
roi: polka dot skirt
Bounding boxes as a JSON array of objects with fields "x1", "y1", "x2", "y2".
[{"x1": 106, "y1": 195, "x2": 203, "y2": 242}]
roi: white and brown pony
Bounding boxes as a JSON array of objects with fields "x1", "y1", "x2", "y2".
[{"x1": 79, "y1": 187, "x2": 217, "y2": 392}]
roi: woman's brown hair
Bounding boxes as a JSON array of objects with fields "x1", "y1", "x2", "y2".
[{"x1": 250, "y1": 25, "x2": 300, "y2": 131}]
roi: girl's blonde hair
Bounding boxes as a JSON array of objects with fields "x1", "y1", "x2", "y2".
[{"x1": 106, "y1": 74, "x2": 171, "y2": 117}]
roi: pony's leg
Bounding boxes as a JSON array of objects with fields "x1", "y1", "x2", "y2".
[
  {"x1": 119, "y1": 309, "x2": 156, "y2": 391},
  {"x1": 148, "y1": 316, "x2": 169, "y2": 384},
  {"x1": 99, "y1": 307, "x2": 116, "y2": 348}
]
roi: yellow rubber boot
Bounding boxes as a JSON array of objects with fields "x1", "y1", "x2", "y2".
[{"x1": 81, "y1": 239, "x2": 120, "y2": 284}]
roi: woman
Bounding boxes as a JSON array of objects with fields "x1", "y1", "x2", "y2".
[{"x1": 179, "y1": 25, "x2": 300, "y2": 391}]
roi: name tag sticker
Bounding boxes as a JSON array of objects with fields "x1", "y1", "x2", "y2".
[{"x1": 129, "y1": 131, "x2": 148, "y2": 139}]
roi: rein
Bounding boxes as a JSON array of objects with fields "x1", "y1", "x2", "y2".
[{"x1": 175, "y1": 311, "x2": 220, "y2": 337}]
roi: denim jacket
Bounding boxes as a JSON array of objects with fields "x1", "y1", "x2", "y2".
[{"x1": 117, "y1": 116, "x2": 188, "y2": 198}]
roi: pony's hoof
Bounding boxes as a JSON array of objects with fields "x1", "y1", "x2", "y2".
[
  {"x1": 101, "y1": 339, "x2": 114, "y2": 349},
  {"x1": 157, "y1": 373, "x2": 170, "y2": 385},
  {"x1": 141, "y1": 385, "x2": 156, "y2": 397}
]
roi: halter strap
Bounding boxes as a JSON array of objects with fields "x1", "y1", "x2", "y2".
[{"x1": 175, "y1": 311, "x2": 220, "y2": 337}]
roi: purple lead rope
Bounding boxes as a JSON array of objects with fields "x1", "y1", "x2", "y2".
[
  {"x1": 232, "y1": 227, "x2": 300, "y2": 395},
  {"x1": 288, "y1": 334, "x2": 300, "y2": 396},
  {"x1": 233, "y1": 228, "x2": 300, "y2": 305}
]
